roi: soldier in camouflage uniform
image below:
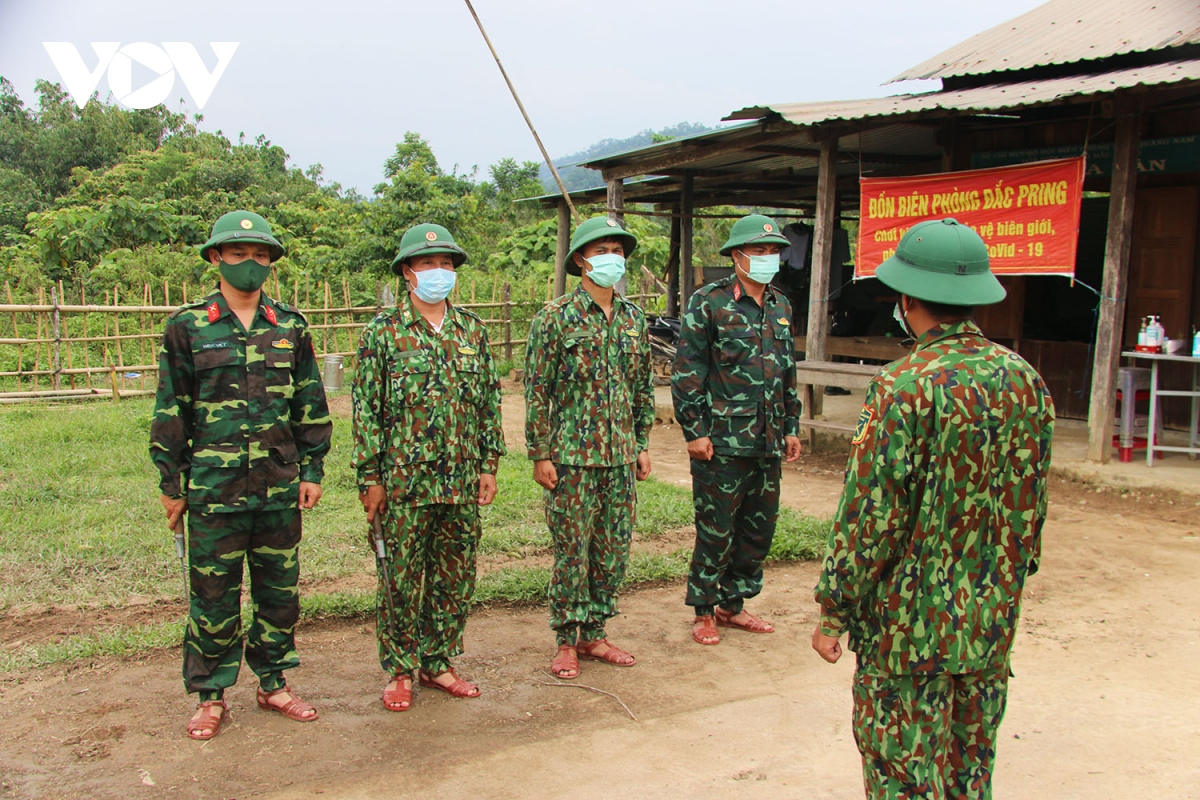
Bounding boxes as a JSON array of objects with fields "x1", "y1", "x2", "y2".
[
  {"x1": 525, "y1": 216, "x2": 655, "y2": 679},
  {"x1": 352, "y1": 223, "x2": 505, "y2": 710},
  {"x1": 812, "y1": 218, "x2": 1054, "y2": 799},
  {"x1": 150, "y1": 210, "x2": 332, "y2": 740},
  {"x1": 672, "y1": 214, "x2": 803, "y2": 646}
]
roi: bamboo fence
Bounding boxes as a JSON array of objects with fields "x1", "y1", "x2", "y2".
[{"x1": 1, "y1": 273, "x2": 664, "y2": 403}]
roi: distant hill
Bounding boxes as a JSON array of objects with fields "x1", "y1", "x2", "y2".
[{"x1": 539, "y1": 122, "x2": 712, "y2": 193}]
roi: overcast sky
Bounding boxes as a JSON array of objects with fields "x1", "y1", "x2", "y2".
[{"x1": 0, "y1": 0, "x2": 1046, "y2": 195}]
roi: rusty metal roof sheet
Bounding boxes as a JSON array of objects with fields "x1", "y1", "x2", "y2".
[
  {"x1": 893, "y1": 0, "x2": 1200, "y2": 82},
  {"x1": 727, "y1": 59, "x2": 1200, "y2": 125}
]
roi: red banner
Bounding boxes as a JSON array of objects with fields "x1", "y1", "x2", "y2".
[{"x1": 856, "y1": 157, "x2": 1085, "y2": 278}]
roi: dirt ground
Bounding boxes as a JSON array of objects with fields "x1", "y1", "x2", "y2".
[{"x1": 2, "y1": 392, "x2": 1199, "y2": 799}]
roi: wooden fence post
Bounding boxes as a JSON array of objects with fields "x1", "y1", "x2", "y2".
[
  {"x1": 50, "y1": 285, "x2": 61, "y2": 391},
  {"x1": 503, "y1": 283, "x2": 512, "y2": 361}
]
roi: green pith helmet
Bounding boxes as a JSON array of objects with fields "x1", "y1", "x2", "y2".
[
  {"x1": 564, "y1": 216, "x2": 638, "y2": 276},
  {"x1": 876, "y1": 218, "x2": 1005, "y2": 306},
  {"x1": 391, "y1": 223, "x2": 468, "y2": 274},
  {"x1": 198, "y1": 210, "x2": 285, "y2": 264},
  {"x1": 719, "y1": 214, "x2": 790, "y2": 256}
]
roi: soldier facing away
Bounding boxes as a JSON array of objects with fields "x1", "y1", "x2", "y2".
[
  {"x1": 812, "y1": 218, "x2": 1054, "y2": 799},
  {"x1": 672, "y1": 213, "x2": 803, "y2": 647},
  {"x1": 524, "y1": 216, "x2": 655, "y2": 680},
  {"x1": 150, "y1": 210, "x2": 332, "y2": 740},
  {"x1": 352, "y1": 223, "x2": 505, "y2": 710}
]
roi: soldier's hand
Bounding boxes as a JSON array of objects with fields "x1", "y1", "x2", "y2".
[
  {"x1": 812, "y1": 625, "x2": 843, "y2": 664},
  {"x1": 636, "y1": 451, "x2": 652, "y2": 481},
  {"x1": 299, "y1": 481, "x2": 323, "y2": 510},
  {"x1": 533, "y1": 459, "x2": 558, "y2": 490},
  {"x1": 360, "y1": 484, "x2": 387, "y2": 522},
  {"x1": 784, "y1": 435, "x2": 803, "y2": 463},
  {"x1": 478, "y1": 473, "x2": 498, "y2": 506},
  {"x1": 686, "y1": 436, "x2": 714, "y2": 462},
  {"x1": 159, "y1": 494, "x2": 187, "y2": 531}
]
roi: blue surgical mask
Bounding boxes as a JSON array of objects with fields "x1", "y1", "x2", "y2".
[
  {"x1": 411, "y1": 268, "x2": 456, "y2": 303},
  {"x1": 738, "y1": 251, "x2": 780, "y2": 284},
  {"x1": 893, "y1": 301, "x2": 913, "y2": 338},
  {"x1": 584, "y1": 253, "x2": 626, "y2": 288}
]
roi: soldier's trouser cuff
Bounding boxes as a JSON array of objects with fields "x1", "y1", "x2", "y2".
[
  {"x1": 258, "y1": 672, "x2": 287, "y2": 693},
  {"x1": 198, "y1": 689, "x2": 223, "y2": 702},
  {"x1": 579, "y1": 622, "x2": 606, "y2": 642},
  {"x1": 719, "y1": 598, "x2": 744, "y2": 614},
  {"x1": 554, "y1": 624, "x2": 579, "y2": 647}
]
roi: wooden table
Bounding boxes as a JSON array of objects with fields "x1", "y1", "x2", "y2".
[
  {"x1": 794, "y1": 360, "x2": 882, "y2": 442},
  {"x1": 793, "y1": 335, "x2": 910, "y2": 363},
  {"x1": 1121, "y1": 351, "x2": 1200, "y2": 464}
]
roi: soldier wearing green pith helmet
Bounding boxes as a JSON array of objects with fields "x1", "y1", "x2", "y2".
[
  {"x1": 351, "y1": 223, "x2": 505, "y2": 711},
  {"x1": 150, "y1": 210, "x2": 332, "y2": 740},
  {"x1": 672, "y1": 213, "x2": 803, "y2": 647},
  {"x1": 812, "y1": 218, "x2": 1054, "y2": 799},
  {"x1": 524, "y1": 216, "x2": 655, "y2": 680}
]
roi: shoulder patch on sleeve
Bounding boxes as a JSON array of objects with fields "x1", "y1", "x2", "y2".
[{"x1": 851, "y1": 405, "x2": 875, "y2": 446}]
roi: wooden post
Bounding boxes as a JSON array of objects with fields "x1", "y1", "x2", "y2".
[
  {"x1": 666, "y1": 204, "x2": 681, "y2": 317},
  {"x1": 607, "y1": 178, "x2": 627, "y2": 296},
  {"x1": 502, "y1": 283, "x2": 512, "y2": 361},
  {"x1": 113, "y1": 285, "x2": 124, "y2": 375},
  {"x1": 680, "y1": 174, "x2": 696, "y2": 303},
  {"x1": 50, "y1": 285, "x2": 61, "y2": 391},
  {"x1": 62, "y1": 280, "x2": 75, "y2": 390},
  {"x1": 1086, "y1": 103, "x2": 1142, "y2": 463},
  {"x1": 554, "y1": 199, "x2": 570, "y2": 299},
  {"x1": 109, "y1": 365, "x2": 120, "y2": 402},
  {"x1": 81, "y1": 284, "x2": 91, "y2": 390},
  {"x1": 805, "y1": 139, "x2": 839, "y2": 423}
]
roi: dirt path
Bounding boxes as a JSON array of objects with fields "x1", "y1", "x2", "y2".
[{"x1": 2, "y1": 395, "x2": 1199, "y2": 799}]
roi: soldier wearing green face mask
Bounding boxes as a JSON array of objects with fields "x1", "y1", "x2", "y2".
[
  {"x1": 524, "y1": 216, "x2": 655, "y2": 680},
  {"x1": 672, "y1": 213, "x2": 803, "y2": 647},
  {"x1": 150, "y1": 210, "x2": 332, "y2": 740},
  {"x1": 812, "y1": 218, "x2": 1053, "y2": 799}
]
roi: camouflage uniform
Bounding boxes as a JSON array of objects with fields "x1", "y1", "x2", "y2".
[
  {"x1": 525, "y1": 286, "x2": 655, "y2": 646},
  {"x1": 150, "y1": 289, "x2": 332, "y2": 698},
  {"x1": 351, "y1": 296, "x2": 505, "y2": 676},
  {"x1": 814, "y1": 320, "x2": 1053, "y2": 799},
  {"x1": 672, "y1": 275, "x2": 800, "y2": 613}
]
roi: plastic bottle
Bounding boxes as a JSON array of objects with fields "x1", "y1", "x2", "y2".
[
  {"x1": 1137, "y1": 317, "x2": 1148, "y2": 349},
  {"x1": 1193, "y1": 327, "x2": 1200, "y2": 358},
  {"x1": 1146, "y1": 315, "x2": 1161, "y2": 349},
  {"x1": 1153, "y1": 316, "x2": 1167, "y2": 352}
]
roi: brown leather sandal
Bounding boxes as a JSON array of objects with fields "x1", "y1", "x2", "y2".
[
  {"x1": 577, "y1": 638, "x2": 636, "y2": 666},
  {"x1": 692, "y1": 615, "x2": 720, "y2": 645},
  {"x1": 382, "y1": 675, "x2": 413, "y2": 712},
  {"x1": 551, "y1": 644, "x2": 579, "y2": 679},
  {"x1": 186, "y1": 699, "x2": 227, "y2": 740},
  {"x1": 256, "y1": 684, "x2": 319, "y2": 721},
  {"x1": 417, "y1": 667, "x2": 480, "y2": 698},
  {"x1": 715, "y1": 607, "x2": 774, "y2": 633}
]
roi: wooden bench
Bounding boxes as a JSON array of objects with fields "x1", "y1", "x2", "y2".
[{"x1": 793, "y1": 360, "x2": 882, "y2": 444}]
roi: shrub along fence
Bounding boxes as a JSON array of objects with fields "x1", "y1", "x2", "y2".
[{"x1": 1, "y1": 273, "x2": 664, "y2": 402}]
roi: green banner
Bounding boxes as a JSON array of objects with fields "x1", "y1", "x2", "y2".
[{"x1": 971, "y1": 135, "x2": 1200, "y2": 176}]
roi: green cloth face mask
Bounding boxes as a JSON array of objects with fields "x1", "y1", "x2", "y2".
[{"x1": 219, "y1": 258, "x2": 271, "y2": 292}]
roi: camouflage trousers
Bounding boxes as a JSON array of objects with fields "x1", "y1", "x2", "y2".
[
  {"x1": 853, "y1": 664, "x2": 1010, "y2": 800},
  {"x1": 545, "y1": 464, "x2": 636, "y2": 647},
  {"x1": 184, "y1": 507, "x2": 301, "y2": 699},
  {"x1": 376, "y1": 502, "x2": 480, "y2": 676},
  {"x1": 686, "y1": 454, "x2": 780, "y2": 611}
]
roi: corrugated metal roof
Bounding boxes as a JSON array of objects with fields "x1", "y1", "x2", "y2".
[
  {"x1": 893, "y1": 0, "x2": 1200, "y2": 82},
  {"x1": 728, "y1": 59, "x2": 1200, "y2": 125}
]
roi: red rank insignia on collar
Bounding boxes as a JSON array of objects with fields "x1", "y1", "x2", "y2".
[
  {"x1": 732, "y1": 281, "x2": 743, "y2": 301},
  {"x1": 263, "y1": 304, "x2": 277, "y2": 325},
  {"x1": 207, "y1": 302, "x2": 220, "y2": 322}
]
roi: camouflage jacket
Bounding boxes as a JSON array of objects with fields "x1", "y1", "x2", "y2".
[
  {"x1": 525, "y1": 287, "x2": 654, "y2": 467},
  {"x1": 814, "y1": 320, "x2": 1054, "y2": 675},
  {"x1": 149, "y1": 289, "x2": 332, "y2": 514},
  {"x1": 351, "y1": 296, "x2": 505, "y2": 506},
  {"x1": 671, "y1": 275, "x2": 800, "y2": 457}
]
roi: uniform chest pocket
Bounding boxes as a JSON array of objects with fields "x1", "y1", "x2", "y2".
[
  {"x1": 265, "y1": 350, "x2": 294, "y2": 387},
  {"x1": 389, "y1": 351, "x2": 432, "y2": 405},
  {"x1": 455, "y1": 355, "x2": 484, "y2": 406},
  {"x1": 192, "y1": 346, "x2": 241, "y2": 401},
  {"x1": 561, "y1": 335, "x2": 599, "y2": 382},
  {"x1": 716, "y1": 329, "x2": 757, "y2": 365}
]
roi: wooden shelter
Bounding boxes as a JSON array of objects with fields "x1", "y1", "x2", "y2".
[{"x1": 532, "y1": 0, "x2": 1200, "y2": 463}]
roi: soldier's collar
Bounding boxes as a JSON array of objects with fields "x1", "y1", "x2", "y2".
[
  {"x1": 915, "y1": 319, "x2": 983, "y2": 348},
  {"x1": 573, "y1": 285, "x2": 630, "y2": 314},
  {"x1": 399, "y1": 293, "x2": 462, "y2": 331},
  {"x1": 206, "y1": 289, "x2": 281, "y2": 326},
  {"x1": 731, "y1": 276, "x2": 776, "y2": 305}
]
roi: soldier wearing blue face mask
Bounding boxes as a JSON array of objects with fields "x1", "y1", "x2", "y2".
[{"x1": 672, "y1": 213, "x2": 803, "y2": 646}]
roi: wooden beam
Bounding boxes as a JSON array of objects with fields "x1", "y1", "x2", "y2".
[
  {"x1": 667, "y1": 205, "x2": 681, "y2": 317},
  {"x1": 607, "y1": 179, "x2": 627, "y2": 295},
  {"x1": 680, "y1": 175, "x2": 696, "y2": 303},
  {"x1": 805, "y1": 140, "x2": 839, "y2": 422},
  {"x1": 553, "y1": 199, "x2": 569, "y2": 299},
  {"x1": 1086, "y1": 101, "x2": 1142, "y2": 463}
]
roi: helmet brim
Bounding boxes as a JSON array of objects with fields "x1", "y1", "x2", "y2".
[
  {"x1": 876, "y1": 255, "x2": 1007, "y2": 306},
  {"x1": 564, "y1": 230, "x2": 637, "y2": 276},
  {"x1": 391, "y1": 243, "x2": 468, "y2": 274},
  {"x1": 199, "y1": 231, "x2": 285, "y2": 265},
  {"x1": 719, "y1": 231, "x2": 790, "y2": 257}
]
